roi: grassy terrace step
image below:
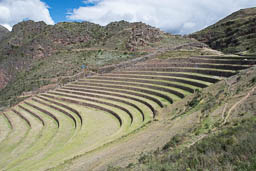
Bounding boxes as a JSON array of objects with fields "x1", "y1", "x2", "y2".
[
  {"x1": 51, "y1": 89, "x2": 146, "y2": 128},
  {"x1": 111, "y1": 71, "x2": 220, "y2": 83},
  {"x1": 31, "y1": 98, "x2": 77, "y2": 128},
  {"x1": 146, "y1": 57, "x2": 256, "y2": 65},
  {"x1": 56, "y1": 89, "x2": 146, "y2": 121},
  {"x1": 79, "y1": 79, "x2": 188, "y2": 99},
  {"x1": 20, "y1": 103, "x2": 120, "y2": 171},
  {"x1": 66, "y1": 84, "x2": 163, "y2": 108},
  {"x1": 1, "y1": 106, "x2": 45, "y2": 168},
  {"x1": 85, "y1": 76, "x2": 195, "y2": 93},
  {"x1": 134, "y1": 63, "x2": 249, "y2": 71},
  {"x1": 190, "y1": 55, "x2": 256, "y2": 60},
  {"x1": 18, "y1": 105, "x2": 45, "y2": 126},
  {"x1": 24, "y1": 101, "x2": 59, "y2": 127},
  {"x1": 48, "y1": 91, "x2": 135, "y2": 124},
  {"x1": 123, "y1": 67, "x2": 235, "y2": 77},
  {"x1": 0, "y1": 111, "x2": 29, "y2": 167},
  {"x1": 2, "y1": 112, "x2": 13, "y2": 129},
  {"x1": 9, "y1": 99, "x2": 76, "y2": 171},
  {"x1": 0, "y1": 114, "x2": 12, "y2": 144},
  {"x1": 164, "y1": 57, "x2": 256, "y2": 65},
  {"x1": 97, "y1": 74, "x2": 209, "y2": 88},
  {"x1": 62, "y1": 86, "x2": 156, "y2": 117},
  {"x1": 36, "y1": 96, "x2": 83, "y2": 126},
  {"x1": 73, "y1": 81, "x2": 174, "y2": 104},
  {"x1": 5, "y1": 103, "x2": 58, "y2": 170},
  {"x1": 12, "y1": 109, "x2": 31, "y2": 128},
  {"x1": 41, "y1": 94, "x2": 123, "y2": 126}
]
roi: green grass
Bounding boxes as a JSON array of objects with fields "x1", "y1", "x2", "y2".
[
  {"x1": 68, "y1": 82, "x2": 168, "y2": 106},
  {"x1": 7, "y1": 99, "x2": 75, "y2": 170},
  {"x1": 46, "y1": 91, "x2": 137, "y2": 130},
  {"x1": 0, "y1": 111, "x2": 30, "y2": 167},
  {"x1": 56, "y1": 88, "x2": 154, "y2": 122},
  {"x1": 22, "y1": 103, "x2": 122, "y2": 171},
  {"x1": 156, "y1": 49, "x2": 217, "y2": 59},
  {"x1": 0, "y1": 114, "x2": 12, "y2": 143},
  {"x1": 0, "y1": 106, "x2": 44, "y2": 168},
  {"x1": 64, "y1": 84, "x2": 162, "y2": 115},
  {"x1": 78, "y1": 79, "x2": 185, "y2": 102}
]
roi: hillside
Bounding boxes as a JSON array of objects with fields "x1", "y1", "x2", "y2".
[
  {"x1": 0, "y1": 20, "x2": 206, "y2": 110},
  {"x1": 108, "y1": 61, "x2": 256, "y2": 171},
  {"x1": 191, "y1": 7, "x2": 256, "y2": 55},
  {"x1": 1, "y1": 9, "x2": 256, "y2": 171},
  {"x1": 0, "y1": 25, "x2": 9, "y2": 41},
  {"x1": 0, "y1": 50, "x2": 255, "y2": 170}
]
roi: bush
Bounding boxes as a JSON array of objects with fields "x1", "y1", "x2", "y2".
[
  {"x1": 162, "y1": 134, "x2": 184, "y2": 150},
  {"x1": 188, "y1": 90, "x2": 202, "y2": 108},
  {"x1": 251, "y1": 77, "x2": 256, "y2": 84}
]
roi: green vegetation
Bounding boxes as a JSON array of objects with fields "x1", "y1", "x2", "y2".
[{"x1": 156, "y1": 49, "x2": 217, "y2": 59}]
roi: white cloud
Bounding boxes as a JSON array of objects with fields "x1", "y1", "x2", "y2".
[
  {"x1": 67, "y1": 0, "x2": 256, "y2": 34},
  {"x1": 0, "y1": 0, "x2": 54, "y2": 31}
]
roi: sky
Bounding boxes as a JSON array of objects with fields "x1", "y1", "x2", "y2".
[{"x1": 0, "y1": 0, "x2": 255, "y2": 34}]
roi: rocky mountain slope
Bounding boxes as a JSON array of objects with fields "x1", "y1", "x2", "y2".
[
  {"x1": 191, "y1": 7, "x2": 256, "y2": 55},
  {"x1": 0, "y1": 20, "x2": 205, "y2": 110},
  {"x1": 0, "y1": 25, "x2": 9, "y2": 42}
]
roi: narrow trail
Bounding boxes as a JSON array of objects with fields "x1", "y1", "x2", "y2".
[
  {"x1": 221, "y1": 104, "x2": 228, "y2": 121},
  {"x1": 222, "y1": 86, "x2": 256, "y2": 125},
  {"x1": 186, "y1": 134, "x2": 207, "y2": 148},
  {"x1": 221, "y1": 78, "x2": 233, "y2": 124},
  {"x1": 187, "y1": 85, "x2": 256, "y2": 148}
]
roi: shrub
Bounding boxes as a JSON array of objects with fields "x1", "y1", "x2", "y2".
[
  {"x1": 188, "y1": 91, "x2": 202, "y2": 108},
  {"x1": 251, "y1": 77, "x2": 256, "y2": 84},
  {"x1": 162, "y1": 134, "x2": 184, "y2": 150}
]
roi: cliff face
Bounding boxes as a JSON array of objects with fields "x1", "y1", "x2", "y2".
[
  {"x1": 191, "y1": 7, "x2": 256, "y2": 55},
  {"x1": 0, "y1": 25, "x2": 9, "y2": 42}
]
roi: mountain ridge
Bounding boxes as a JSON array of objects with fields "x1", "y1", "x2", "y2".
[{"x1": 191, "y1": 7, "x2": 256, "y2": 55}]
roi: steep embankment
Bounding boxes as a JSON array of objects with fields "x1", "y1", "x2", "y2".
[{"x1": 191, "y1": 7, "x2": 256, "y2": 55}]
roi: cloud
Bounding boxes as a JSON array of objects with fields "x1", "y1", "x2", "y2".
[
  {"x1": 67, "y1": 0, "x2": 256, "y2": 34},
  {"x1": 0, "y1": 0, "x2": 54, "y2": 31}
]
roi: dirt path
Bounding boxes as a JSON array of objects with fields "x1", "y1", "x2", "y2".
[
  {"x1": 222, "y1": 86, "x2": 256, "y2": 125},
  {"x1": 187, "y1": 85, "x2": 256, "y2": 149},
  {"x1": 186, "y1": 134, "x2": 207, "y2": 148}
]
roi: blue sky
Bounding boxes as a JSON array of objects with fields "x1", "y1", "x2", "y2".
[
  {"x1": 0, "y1": 0, "x2": 256, "y2": 34},
  {"x1": 41, "y1": 0, "x2": 94, "y2": 23}
]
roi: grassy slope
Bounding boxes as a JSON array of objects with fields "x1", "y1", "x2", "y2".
[
  {"x1": 108, "y1": 66, "x2": 256, "y2": 171},
  {"x1": 191, "y1": 7, "x2": 256, "y2": 55}
]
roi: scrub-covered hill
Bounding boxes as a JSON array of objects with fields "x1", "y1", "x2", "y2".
[{"x1": 191, "y1": 7, "x2": 256, "y2": 55}]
